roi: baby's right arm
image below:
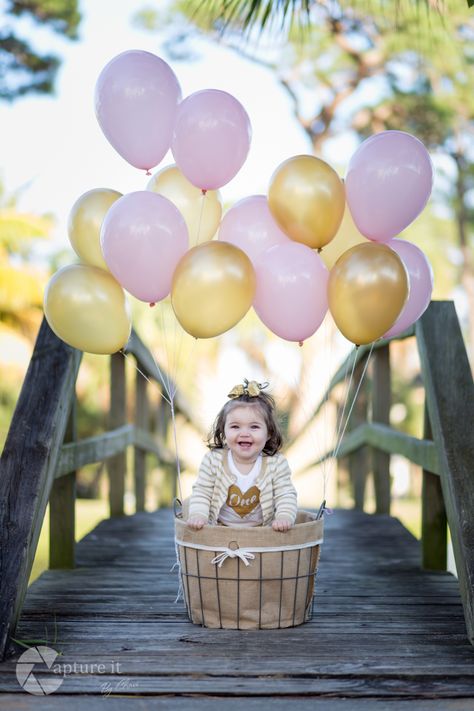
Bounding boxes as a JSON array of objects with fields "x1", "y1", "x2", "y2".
[{"x1": 187, "y1": 451, "x2": 215, "y2": 529}]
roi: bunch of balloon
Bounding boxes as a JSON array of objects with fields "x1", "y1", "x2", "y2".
[
  {"x1": 244, "y1": 156, "x2": 346, "y2": 344},
  {"x1": 95, "y1": 49, "x2": 252, "y2": 192},
  {"x1": 167, "y1": 89, "x2": 254, "y2": 338},
  {"x1": 44, "y1": 189, "x2": 132, "y2": 355},
  {"x1": 328, "y1": 130, "x2": 435, "y2": 346},
  {"x1": 95, "y1": 51, "x2": 254, "y2": 337}
]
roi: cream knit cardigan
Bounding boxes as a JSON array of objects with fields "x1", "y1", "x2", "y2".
[{"x1": 188, "y1": 448, "x2": 298, "y2": 526}]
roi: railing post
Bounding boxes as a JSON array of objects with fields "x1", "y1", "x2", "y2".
[
  {"x1": 108, "y1": 352, "x2": 126, "y2": 517},
  {"x1": 134, "y1": 369, "x2": 148, "y2": 512},
  {"x1": 49, "y1": 397, "x2": 77, "y2": 569},
  {"x1": 372, "y1": 344, "x2": 391, "y2": 514},
  {"x1": 350, "y1": 357, "x2": 369, "y2": 511},
  {"x1": 416, "y1": 301, "x2": 474, "y2": 644},
  {"x1": 421, "y1": 402, "x2": 447, "y2": 571}
]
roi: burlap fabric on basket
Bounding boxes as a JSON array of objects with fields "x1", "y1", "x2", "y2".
[{"x1": 174, "y1": 498, "x2": 324, "y2": 629}]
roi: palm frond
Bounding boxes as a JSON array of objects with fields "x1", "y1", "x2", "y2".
[
  {"x1": 187, "y1": 0, "x2": 311, "y2": 35},
  {"x1": 184, "y1": 0, "x2": 445, "y2": 37}
]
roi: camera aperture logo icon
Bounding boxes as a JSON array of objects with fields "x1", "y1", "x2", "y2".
[{"x1": 16, "y1": 645, "x2": 64, "y2": 695}]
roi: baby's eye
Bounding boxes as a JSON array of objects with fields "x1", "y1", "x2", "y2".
[
  {"x1": 251, "y1": 425, "x2": 260, "y2": 429},
  {"x1": 230, "y1": 424, "x2": 239, "y2": 429}
]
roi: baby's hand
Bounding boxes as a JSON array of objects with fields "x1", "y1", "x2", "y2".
[
  {"x1": 187, "y1": 516, "x2": 208, "y2": 530},
  {"x1": 272, "y1": 519, "x2": 292, "y2": 532}
]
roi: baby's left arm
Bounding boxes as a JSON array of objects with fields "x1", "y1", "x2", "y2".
[{"x1": 272, "y1": 455, "x2": 298, "y2": 529}]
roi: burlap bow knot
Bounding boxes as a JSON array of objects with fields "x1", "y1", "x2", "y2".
[{"x1": 227, "y1": 378, "x2": 269, "y2": 399}]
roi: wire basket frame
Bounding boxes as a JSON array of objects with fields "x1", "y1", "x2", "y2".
[{"x1": 174, "y1": 504, "x2": 324, "y2": 630}]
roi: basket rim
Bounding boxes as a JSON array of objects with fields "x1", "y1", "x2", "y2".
[{"x1": 174, "y1": 505, "x2": 324, "y2": 550}]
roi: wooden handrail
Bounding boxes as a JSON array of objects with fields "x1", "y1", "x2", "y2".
[
  {"x1": 56, "y1": 424, "x2": 180, "y2": 476},
  {"x1": 302, "y1": 422, "x2": 440, "y2": 474},
  {"x1": 0, "y1": 320, "x2": 81, "y2": 661},
  {"x1": 124, "y1": 330, "x2": 204, "y2": 434},
  {"x1": 306, "y1": 325, "x2": 415, "y2": 424},
  {"x1": 416, "y1": 301, "x2": 474, "y2": 645},
  {"x1": 0, "y1": 317, "x2": 198, "y2": 661},
  {"x1": 299, "y1": 300, "x2": 474, "y2": 645}
]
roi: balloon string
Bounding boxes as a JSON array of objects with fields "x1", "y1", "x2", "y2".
[
  {"x1": 333, "y1": 342, "x2": 375, "y2": 462},
  {"x1": 149, "y1": 345, "x2": 173, "y2": 408},
  {"x1": 149, "y1": 336, "x2": 183, "y2": 501},
  {"x1": 171, "y1": 317, "x2": 185, "y2": 401},
  {"x1": 322, "y1": 316, "x2": 333, "y2": 501},
  {"x1": 170, "y1": 393, "x2": 183, "y2": 502},
  {"x1": 331, "y1": 345, "x2": 358, "y2": 464},
  {"x1": 289, "y1": 361, "x2": 326, "y2": 506},
  {"x1": 153, "y1": 304, "x2": 187, "y2": 502},
  {"x1": 196, "y1": 191, "x2": 207, "y2": 246},
  {"x1": 158, "y1": 305, "x2": 173, "y2": 400},
  {"x1": 120, "y1": 350, "x2": 172, "y2": 407}
]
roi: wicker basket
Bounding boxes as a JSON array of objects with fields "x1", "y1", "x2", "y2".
[{"x1": 174, "y1": 499, "x2": 324, "y2": 630}]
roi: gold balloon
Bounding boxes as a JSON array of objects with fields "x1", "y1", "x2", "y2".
[
  {"x1": 328, "y1": 243, "x2": 409, "y2": 345},
  {"x1": 68, "y1": 188, "x2": 122, "y2": 270},
  {"x1": 171, "y1": 242, "x2": 256, "y2": 338},
  {"x1": 44, "y1": 264, "x2": 131, "y2": 354},
  {"x1": 268, "y1": 155, "x2": 345, "y2": 250},
  {"x1": 320, "y1": 203, "x2": 369, "y2": 269},
  {"x1": 147, "y1": 165, "x2": 222, "y2": 247}
]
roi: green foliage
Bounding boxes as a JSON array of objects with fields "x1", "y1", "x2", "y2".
[
  {"x1": 356, "y1": 92, "x2": 455, "y2": 148},
  {"x1": 0, "y1": 368, "x2": 21, "y2": 449},
  {"x1": 0, "y1": 195, "x2": 51, "y2": 334},
  {"x1": 0, "y1": 190, "x2": 53, "y2": 449},
  {"x1": 1, "y1": 0, "x2": 81, "y2": 100},
  {"x1": 8, "y1": 0, "x2": 81, "y2": 38}
]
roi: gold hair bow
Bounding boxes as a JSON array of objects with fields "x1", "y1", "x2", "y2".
[{"x1": 227, "y1": 378, "x2": 269, "y2": 399}]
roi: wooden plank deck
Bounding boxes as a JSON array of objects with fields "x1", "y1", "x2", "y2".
[{"x1": 0, "y1": 508, "x2": 473, "y2": 708}]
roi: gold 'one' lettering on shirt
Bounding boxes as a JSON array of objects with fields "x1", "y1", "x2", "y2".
[{"x1": 226, "y1": 484, "x2": 261, "y2": 517}]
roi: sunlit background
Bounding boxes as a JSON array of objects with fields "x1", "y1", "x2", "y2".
[{"x1": 1, "y1": 0, "x2": 471, "y2": 581}]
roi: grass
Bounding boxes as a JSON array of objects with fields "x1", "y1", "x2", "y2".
[
  {"x1": 29, "y1": 498, "x2": 110, "y2": 585},
  {"x1": 391, "y1": 497, "x2": 422, "y2": 539}
]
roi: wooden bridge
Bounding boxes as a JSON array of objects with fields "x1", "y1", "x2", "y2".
[{"x1": 0, "y1": 300, "x2": 473, "y2": 708}]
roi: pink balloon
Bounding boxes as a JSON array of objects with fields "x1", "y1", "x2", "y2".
[
  {"x1": 95, "y1": 50, "x2": 182, "y2": 171},
  {"x1": 345, "y1": 131, "x2": 433, "y2": 242},
  {"x1": 218, "y1": 195, "x2": 290, "y2": 265},
  {"x1": 101, "y1": 191, "x2": 188, "y2": 303},
  {"x1": 384, "y1": 239, "x2": 434, "y2": 338},
  {"x1": 171, "y1": 89, "x2": 252, "y2": 190},
  {"x1": 253, "y1": 243, "x2": 329, "y2": 342}
]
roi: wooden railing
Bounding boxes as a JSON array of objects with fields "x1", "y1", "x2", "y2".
[
  {"x1": 1, "y1": 302, "x2": 472, "y2": 657},
  {"x1": 304, "y1": 301, "x2": 474, "y2": 645},
  {"x1": 0, "y1": 317, "x2": 198, "y2": 661}
]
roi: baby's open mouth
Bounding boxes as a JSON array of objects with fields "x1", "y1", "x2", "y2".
[{"x1": 238, "y1": 442, "x2": 252, "y2": 448}]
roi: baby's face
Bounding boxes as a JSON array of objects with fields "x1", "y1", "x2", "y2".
[{"x1": 224, "y1": 404, "x2": 269, "y2": 464}]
